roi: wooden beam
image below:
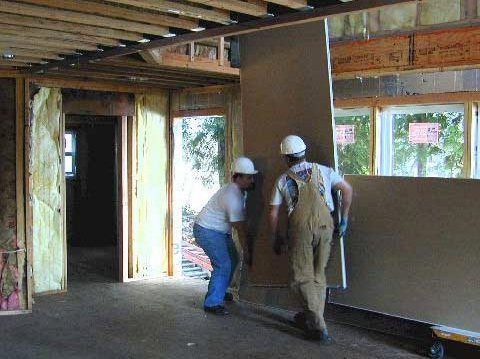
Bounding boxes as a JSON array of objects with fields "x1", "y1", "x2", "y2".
[
  {"x1": 0, "y1": 43, "x2": 77, "y2": 56},
  {"x1": 127, "y1": 115, "x2": 136, "y2": 279},
  {"x1": 334, "y1": 91, "x2": 480, "y2": 108},
  {"x1": 0, "y1": 13, "x2": 143, "y2": 41},
  {"x1": 0, "y1": 24, "x2": 120, "y2": 47},
  {"x1": 0, "y1": 35, "x2": 99, "y2": 51},
  {"x1": 3, "y1": 56, "x2": 46, "y2": 64},
  {"x1": 187, "y1": 0, "x2": 267, "y2": 17},
  {"x1": 267, "y1": 0, "x2": 308, "y2": 9},
  {"x1": 29, "y1": 76, "x2": 178, "y2": 92},
  {"x1": 30, "y1": 0, "x2": 416, "y2": 73},
  {"x1": 19, "y1": 0, "x2": 199, "y2": 30},
  {"x1": 103, "y1": 0, "x2": 231, "y2": 24},
  {"x1": 331, "y1": 26, "x2": 480, "y2": 79},
  {"x1": 0, "y1": 48, "x2": 63, "y2": 60},
  {"x1": 0, "y1": 1, "x2": 170, "y2": 37},
  {"x1": 0, "y1": 61, "x2": 31, "y2": 67}
]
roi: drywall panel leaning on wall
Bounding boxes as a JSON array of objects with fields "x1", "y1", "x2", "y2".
[
  {"x1": 31, "y1": 88, "x2": 64, "y2": 294},
  {"x1": 331, "y1": 175, "x2": 480, "y2": 333},
  {"x1": 239, "y1": 20, "x2": 344, "y2": 307}
]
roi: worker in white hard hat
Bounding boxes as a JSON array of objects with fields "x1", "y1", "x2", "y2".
[
  {"x1": 270, "y1": 135, "x2": 352, "y2": 342},
  {"x1": 193, "y1": 157, "x2": 257, "y2": 316}
]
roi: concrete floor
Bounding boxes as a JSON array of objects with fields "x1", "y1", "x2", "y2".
[{"x1": 2, "y1": 248, "x2": 477, "y2": 359}]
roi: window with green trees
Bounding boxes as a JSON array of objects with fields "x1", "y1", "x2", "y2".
[
  {"x1": 334, "y1": 108, "x2": 371, "y2": 176},
  {"x1": 382, "y1": 104, "x2": 465, "y2": 178}
]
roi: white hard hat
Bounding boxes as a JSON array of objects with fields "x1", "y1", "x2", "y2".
[
  {"x1": 280, "y1": 135, "x2": 306, "y2": 155},
  {"x1": 232, "y1": 157, "x2": 258, "y2": 175}
]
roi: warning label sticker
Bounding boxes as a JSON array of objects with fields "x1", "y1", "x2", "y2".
[
  {"x1": 336, "y1": 125, "x2": 355, "y2": 145},
  {"x1": 408, "y1": 123, "x2": 440, "y2": 144}
]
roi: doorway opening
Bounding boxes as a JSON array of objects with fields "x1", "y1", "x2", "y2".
[
  {"x1": 65, "y1": 115, "x2": 118, "y2": 282},
  {"x1": 172, "y1": 115, "x2": 226, "y2": 279}
]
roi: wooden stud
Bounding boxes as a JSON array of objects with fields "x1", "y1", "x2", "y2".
[
  {"x1": 117, "y1": 116, "x2": 129, "y2": 282},
  {"x1": 371, "y1": 107, "x2": 381, "y2": 175},
  {"x1": 15, "y1": 77, "x2": 26, "y2": 310},
  {"x1": 19, "y1": 0, "x2": 199, "y2": 30},
  {"x1": 127, "y1": 116, "x2": 136, "y2": 279},
  {"x1": 0, "y1": 1, "x2": 170, "y2": 37},
  {"x1": 171, "y1": 107, "x2": 226, "y2": 119},
  {"x1": 60, "y1": 113, "x2": 67, "y2": 291},
  {"x1": 0, "y1": 13, "x2": 143, "y2": 41},
  {"x1": 103, "y1": 0, "x2": 232, "y2": 24},
  {"x1": 187, "y1": 0, "x2": 267, "y2": 17},
  {"x1": 189, "y1": 42, "x2": 195, "y2": 62},
  {"x1": 218, "y1": 37, "x2": 225, "y2": 67},
  {"x1": 24, "y1": 79, "x2": 33, "y2": 307},
  {"x1": 0, "y1": 24, "x2": 120, "y2": 47},
  {"x1": 464, "y1": 101, "x2": 475, "y2": 178}
]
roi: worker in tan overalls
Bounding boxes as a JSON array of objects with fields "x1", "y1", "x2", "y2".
[{"x1": 270, "y1": 135, "x2": 353, "y2": 342}]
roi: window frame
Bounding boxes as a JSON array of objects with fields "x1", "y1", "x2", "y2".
[{"x1": 64, "y1": 130, "x2": 76, "y2": 178}]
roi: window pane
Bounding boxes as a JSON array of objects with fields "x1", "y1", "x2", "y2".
[
  {"x1": 385, "y1": 105, "x2": 464, "y2": 178},
  {"x1": 334, "y1": 108, "x2": 371, "y2": 175},
  {"x1": 65, "y1": 133, "x2": 73, "y2": 153},
  {"x1": 65, "y1": 155, "x2": 73, "y2": 174}
]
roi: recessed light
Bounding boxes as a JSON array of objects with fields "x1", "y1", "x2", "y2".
[
  {"x1": 191, "y1": 27, "x2": 205, "y2": 32},
  {"x1": 163, "y1": 33, "x2": 177, "y2": 38},
  {"x1": 138, "y1": 38, "x2": 151, "y2": 43}
]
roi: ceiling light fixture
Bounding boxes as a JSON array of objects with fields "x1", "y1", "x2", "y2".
[
  {"x1": 2, "y1": 53, "x2": 15, "y2": 59},
  {"x1": 138, "y1": 38, "x2": 151, "y2": 43},
  {"x1": 163, "y1": 33, "x2": 177, "y2": 38},
  {"x1": 191, "y1": 27, "x2": 206, "y2": 32}
]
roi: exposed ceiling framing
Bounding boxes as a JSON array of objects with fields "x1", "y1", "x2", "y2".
[{"x1": 0, "y1": 0, "x2": 415, "y2": 89}]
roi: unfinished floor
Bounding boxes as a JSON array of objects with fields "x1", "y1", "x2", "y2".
[{"x1": 1, "y1": 258, "x2": 477, "y2": 359}]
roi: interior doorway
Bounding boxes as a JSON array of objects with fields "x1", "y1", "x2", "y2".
[
  {"x1": 65, "y1": 115, "x2": 118, "y2": 282},
  {"x1": 172, "y1": 115, "x2": 226, "y2": 279}
]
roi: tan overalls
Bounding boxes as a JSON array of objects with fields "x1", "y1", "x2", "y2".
[{"x1": 287, "y1": 164, "x2": 334, "y2": 331}]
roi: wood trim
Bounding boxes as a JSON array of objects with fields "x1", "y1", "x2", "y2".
[
  {"x1": 0, "y1": 310, "x2": 32, "y2": 316},
  {"x1": 15, "y1": 77, "x2": 26, "y2": 310},
  {"x1": 464, "y1": 102, "x2": 474, "y2": 178},
  {"x1": 33, "y1": 289, "x2": 67, "y2": 297},
  {"x1": 24, "y1": 79, "x2": 33, "y2": 308},
  {"x1": 60, "y1": 113, "x2": 67, "y2": 291},
  {"x1": 171, "y1": 107, "x2": 226, "y2": 119},
  {"x1": 117, "y1": 116, "x2": 129, "y2": 282},
  {"x1": 334, "y1": 92, "x2": 480, "y2": 108},
  {"x1": 127, "y1": 116, "x2": 136, "y2": 279},
  {"x1": 167, "y1": 93, "x2": 174, "y2": 277},
  {"x1": 180, "y1": 85, "x2": 231, "y2": 94},
  {"x1": 369, "y1": 107, "x2": 379, "y2": 175}
]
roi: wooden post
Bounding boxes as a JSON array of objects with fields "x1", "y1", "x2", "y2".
[
  {"x1": 189, "y1": 42, "x2": 195, "y2": 62},
  {"x1": 127, "y1": 115, "x2": 135, "y2": 279},
  {"x1": 218, "y1": 37, "x2": 225, "y2": 67},
  {"x1": 23, "y1": 79, "x2": 33, "y2": 308},
  {"x1": 15, "y1": 77, "x2": 26, "y2": 310},
  {"x1": 60, "y1": 113, "x2": 67, "y2": 291},
  {"x1": 117, "y1": 116, "x2": 128, "y2": 282},
  {"x1": 464, "y1": 101, "x2": 475, "y2": 178}
]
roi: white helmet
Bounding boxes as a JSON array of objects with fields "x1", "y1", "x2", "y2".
[
  {"x1": 232, "y1": 157, "x2": 258, "y2": 174},
  {"x1": 280, "y1": 135, "x2": 306, "y2": 155}
]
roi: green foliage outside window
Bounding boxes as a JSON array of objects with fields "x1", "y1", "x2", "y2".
[
  {"x1": 392, "y1": 112, "x2": 464, "y2": 178},
  {"x1": 335, "y1": 115, "x2": 371, "y2": 175}
]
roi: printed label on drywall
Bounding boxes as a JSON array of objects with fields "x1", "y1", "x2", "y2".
[
  {"x1": 408, "y1": 123, "x2": 440, "y2": 144},
  {"x1": 336, "y1": 125, "x2": 355, "y2": 145}
]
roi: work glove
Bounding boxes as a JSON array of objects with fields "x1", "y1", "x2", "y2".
[{"x1": 336, "y1": 215, "x2": 348, "y2": 237}]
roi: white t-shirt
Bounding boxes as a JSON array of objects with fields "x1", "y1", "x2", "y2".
[
  {"x1": 270, "y1": 162, "x2": 343, "y2": 215},
  {"x1": 195, "y1": 183, "x2": 246, "y2": 234}
]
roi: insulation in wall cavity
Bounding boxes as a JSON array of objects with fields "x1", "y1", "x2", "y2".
[
  {"x1": 378, "y1": 3, "x2": 417, "y2": 31},
  {"x1": 419, "y1": 0, "x2": 461, "y2": 25},
  {"x1": 133, "y1": 94, "x2": 169, "y2": 278},
  {"x1": 0, "y1": 78, "x2": 20, "y2": 311},
  {"x1": 31, "y1": 88, "x2": 64, "y2": 293}
]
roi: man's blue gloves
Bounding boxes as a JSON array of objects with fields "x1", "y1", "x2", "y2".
[{"x1": 337, "y1": 215, "x2": 348, "y2": 237}]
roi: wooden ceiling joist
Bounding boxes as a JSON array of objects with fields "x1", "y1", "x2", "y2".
[
  {"x1": 0, "y1": 48, "x2": 63, "y2": 60},
  {"x1": 0, "y1": 42, "x2": 79, "y2": 55},
  {"x1": 0, "y1": 34, "x2": 99, "y2": 51},
  {"x1": 18, "y1": 0, "x2": 200, "y2": 30},
  {"x1": 0, "y1": 61, "x2": 31, "y2": 67},
  {"x1": 0, "y1": 13, "x2": 144, "y2": 41},
  {"x1": 0, "y1": 24, "x2": 121, "y2": 47},
  {"x1": 187, "y1": 0, "x2": 267, "y2": 17},
  {"x1": 0, "y1": 1, "x2": 170, "y2": 37},
  {"x1": 103, "y1": 0, "x2": 232, "y2": 24},
  {"x1": 2, "y1": 56, "x2": 45, "y2": 63},
  {"x1": 267, "y1": 0, "x2": 308, "y2": 9}
]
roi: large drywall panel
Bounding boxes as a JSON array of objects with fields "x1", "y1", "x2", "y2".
[
  {"x1": 133, "y1": 94, "x2": 169, "y2": 278},
  {"x1": 331, "y1": 176, "x2": 480, "y2": 332},
  {"x1": 240, "y1": 19, "x2": 342, "y2": 296},
  {"x1": 31, "y1": 88, "x2": 64, "y2": 294}
]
